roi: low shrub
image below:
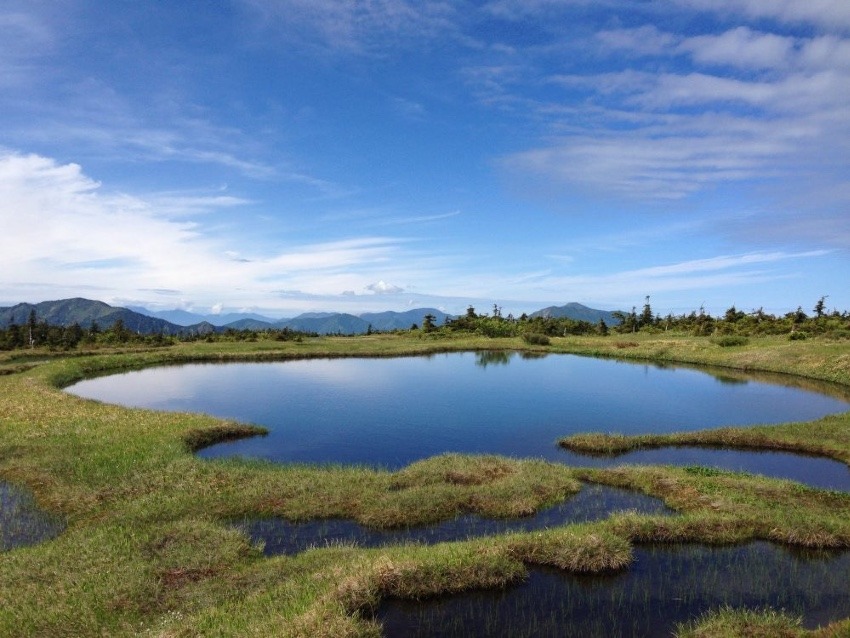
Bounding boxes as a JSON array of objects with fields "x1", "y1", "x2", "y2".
[
  {"x1": 522, "y1": 333, "x2": 550, "y2": 346},
  {"x1": 614, "y1": 341, "x2": 638, "y2": 349},
  {"x1": 710, "y1": 335, "x2": 749, "y2": 347}
]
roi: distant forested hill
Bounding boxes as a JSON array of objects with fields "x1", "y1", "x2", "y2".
[
  {"x1": 0, "y1": 299, "x2": 201, "y2": 335},
  {"x1": 2, "y1": 297, "x2": 621, "y2": 335},
  {"x1": 0, "y1": 298, "x2": 457, "y2": 335},
  {"x1": 529, "y1": 302, "x2": 621, "y2": 325}
]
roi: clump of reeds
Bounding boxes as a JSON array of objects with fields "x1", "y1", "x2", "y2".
[
  {"x1": 507, "y1": 527, "x2": 633, "y2": 572},
  {"x1": 675, "y1": 605, "x2": 803, "y2": 637}
]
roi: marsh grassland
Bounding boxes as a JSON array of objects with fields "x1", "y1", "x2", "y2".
[{"x1": 1, "y1": 334, "x2": 850, "y2": 636}]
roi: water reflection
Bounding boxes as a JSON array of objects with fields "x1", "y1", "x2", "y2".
[
  {"x1": 234, "y1": 484, "x2": 674, "y2": 556},
  {"x1": 475, "y1": 351, "x2": 513, "y2": 368},
  {"x1": 65, "y1": 354, "x2": 850, "y2": 489},
  {"x1": 1, "y1": 481, "x2": 65, "y2": 551},
  {"x1": 376, "y1": 542, "x2": 850, "y2": 637}
]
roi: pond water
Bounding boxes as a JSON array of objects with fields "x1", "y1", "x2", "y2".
[
  {"x1": 1, "y1": 481, "x2": 65, "y2": 551},
  {"x1": 235, "y1": 483, "x2": 675, "y2": 556},
  {"x1": 376, "y1": 542, "x2": 850, "y2": 637},
  {"x1": 66, "y1": 352, "x2": 850, "y2": 488}
]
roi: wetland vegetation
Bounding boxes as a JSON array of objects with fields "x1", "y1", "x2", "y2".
[{"x1": 2, "y1": 332, "x2": 850, "y2": 636}]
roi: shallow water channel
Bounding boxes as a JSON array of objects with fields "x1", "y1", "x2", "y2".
[
  {"x1": 66, "y1": 352, "x2": 850, "y2": 489},
  {"x1": 376, "y1": 542, "x2": 850, "y2": 637},
  {"x1": 234, "y1": 483, "x2": 674, "y2": 556}
]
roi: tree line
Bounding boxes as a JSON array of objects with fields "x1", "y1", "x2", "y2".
[
  {"x1": 415, "y1": 297, "x2": 849, "y2": 341},
  {"x1": 0, "y1": 310, "x2": 316, "y2": 351},
  {"x1": 3, "y1": 297, "x2": 848, "y2": 351}
]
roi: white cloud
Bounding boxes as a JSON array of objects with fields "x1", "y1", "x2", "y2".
[
  {"x1": 366, "y1": 280, "x2": 405, "y2": 294},
  {"x1": 0, "y1": 150, "x2": 419, "y2": 307},
  {"x1": 503, "y1": 124, "x2": 792, "y2": 200},
  {"x1": 638, "y1": 71, "x2": 848, "y2": 114},
  {"x1": 678, "y1": 27, "x2": 794, "y2": 70},
  {"x1": 506, "y1": 19, "x2": 850, "y2": 207},
  {"x1": 799, "y1": 35, "x2": 850, "y2": 70},
  {"x1": 673, "y1": 0, "x2": 850, "y2": 31}
]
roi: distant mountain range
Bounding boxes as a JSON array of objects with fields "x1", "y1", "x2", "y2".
[
  {"x1": 0, "y1": 298, "x2": 619, "y2": 336},
  {"x1": 0, "y1": 298, "x2": 453, "y2": 335},
  {"x1": 0, "y1": 298, "x2": 196, "y2": 336},
  {"x1": 125, "y1": 306, "x2": 278, "y2": 326}
]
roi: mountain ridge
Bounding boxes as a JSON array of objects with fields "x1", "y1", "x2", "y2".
[
  {"x1": 529, "y1": 302, "x2": 620, "y2": 325},
  {"x1": 1, "y1": 298, "x2": 620, "y2": 335}
]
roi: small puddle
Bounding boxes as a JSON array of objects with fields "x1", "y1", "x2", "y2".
[
  {"x1": 376, "y1": 542, "x2": 850, "y2": 637},
  {"x1": 233, "y1": 484, "x2": 674, "y2": 556},
  {"x1": 1, "y1": 482, "x2": 65, "y2": 551},
  {"x1": 559, "y1": 447, "x2": 850, "y2": 491}
]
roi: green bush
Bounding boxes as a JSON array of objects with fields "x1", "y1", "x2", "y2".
[
  {"x1": 789, "y1": 331, "x2": 809, "y2": 341},
  {"x1": 522, "y1": 333, "x2": 550, "y2": 346},
  {"x1": 710, "y1": 336, "x2": 749, "y2": 347}
]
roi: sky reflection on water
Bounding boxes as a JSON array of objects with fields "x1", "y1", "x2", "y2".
[{"x1": 66, "y1": 353, "x2": 850, "y2": 489}]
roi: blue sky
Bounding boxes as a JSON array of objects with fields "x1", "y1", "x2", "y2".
[{"x1": 1, "y1": 0, "x2": 848, "y2": 318}]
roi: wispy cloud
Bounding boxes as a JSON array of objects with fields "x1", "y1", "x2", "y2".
[
  {"x1": 672, "y1": 0, "x2": 850, "y2": 31},
  {"x1": 0, "y1": 151, "x2": 422, "y2": 307},
  {"x1": 455, "y1": 251, "x2": 832, "y2": 311},
  {"x1": 0, "y1": 7, "x2": 55, "y2": 87},
  {"x1": 499, "y1": 17, "x2": 850, "y2": 220},
  {"x1": 239, "y1": 0, "x2": 459, "y2": 55}
]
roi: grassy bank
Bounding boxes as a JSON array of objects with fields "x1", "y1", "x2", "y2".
[{"x1": 1, "y1": 334, "x2": 850, "y2": 636}]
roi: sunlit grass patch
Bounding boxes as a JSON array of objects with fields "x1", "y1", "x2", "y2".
[
  {"x1": 505, "y1": 525, "x2": 633, "y2": 572},
  {"x1": 675, "y1": 605, "x2": 804, "y2": 638}
]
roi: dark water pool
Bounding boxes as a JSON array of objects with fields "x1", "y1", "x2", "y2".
[
  {"x1": 1, "y1": 481, "x2": 65, "y2": 550},
  {"x1": 234, "y1": 483, "x2": 675, "y2": 556},
  {"x1": 376, "y1": 542, "x2": 850, "y2": 637},
  {"x1": 65, "y1": 353, "x2": 850, "y2": 488}
]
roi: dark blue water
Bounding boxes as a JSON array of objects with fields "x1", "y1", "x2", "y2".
[
  {"x1": 376, "y1": 542, "x2": 850, "y2": 637},
  {"x1": 1, "y1": 481, "x2": 65, "y2": 550},
  {"x1": 66, "y1": 353, "x2": 850, "y2": 488},
  {"x1": 235, "y1": 483, "x2": 675, "y2": 556}
]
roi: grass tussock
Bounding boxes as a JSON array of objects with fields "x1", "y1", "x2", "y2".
[
  {"x1": 372, "y1": 544, "x2": 526, "y2": 599},
  {"x1": 675, "y1": 606, "x2": 804, "y2": 638},
  {"x1": 507, "y1": 527, "x2": 633, "y2": 572}
]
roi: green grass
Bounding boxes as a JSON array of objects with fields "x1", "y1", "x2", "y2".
[{"x1": 1, "y1": 333, "x2": 850, "y2": 635}]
